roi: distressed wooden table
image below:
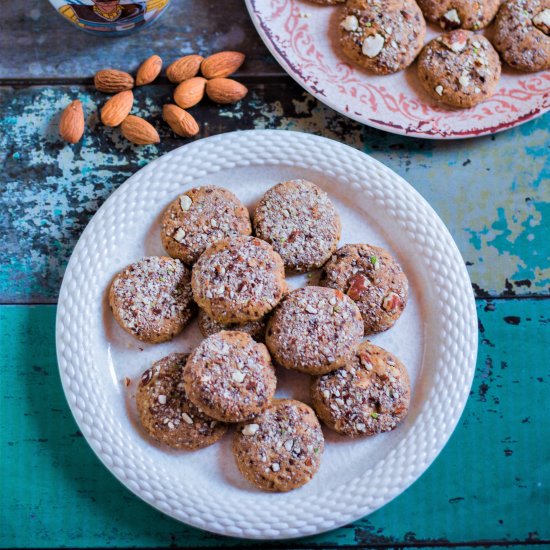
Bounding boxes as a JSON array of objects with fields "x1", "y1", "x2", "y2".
[{"x1": 1, "y1": 1, "x2": 549, "y2": 548}]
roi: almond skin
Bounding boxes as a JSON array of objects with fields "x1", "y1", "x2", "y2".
[
  {"x1": 121, "y1": 115, "x2": 160, "y2": 145},
  {"x1": 206, "y1": 78, "x2": 248, "y2": 104},
  {"x1": 166, "y1": 54, "x2": 203, "y2": 83},
  {"x1": 136, "y1": 55, "x2": 163, "y2": 86},
  {"x1": 59, "y1": 99, "x2": 85, "y2": 143},
  {"x1": 162, "y1": 104, "x2": 200, "y2": 138},
  {"x1": 174, "y1": 77, "x2": 207, "y2": 109},
  {"x1": 201, "y1": 51, "x2": 245, "y2": 79},
  {"x1": 100, "y1": 90, "x2": 134, "y2": 127},
  {"x1": 94, "y1": 69, "x2": 134, "y2": 93}
]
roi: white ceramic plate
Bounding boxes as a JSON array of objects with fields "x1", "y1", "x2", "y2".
[
  {"x1": 56, "y1": 130, "x2": 477, "y2": 539},
  {"x1": 245, "y1": 0, "x2": 550, "y2": 139}
]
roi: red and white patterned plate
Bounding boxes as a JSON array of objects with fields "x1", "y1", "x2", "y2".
[{"x1": 245, "y1": 0, "x2": 550, "y2": 139}]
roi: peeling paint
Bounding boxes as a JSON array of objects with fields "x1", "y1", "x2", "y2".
[{"x1": 0, "y1": 85, "x2": 548, "y2": 302}]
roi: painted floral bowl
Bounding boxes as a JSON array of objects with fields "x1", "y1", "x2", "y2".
[{"x1": 49, "y1": 0, "x2": 171, "y2": 36}]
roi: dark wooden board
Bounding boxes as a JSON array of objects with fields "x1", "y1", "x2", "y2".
[{"x1": 0, "y1": 0, "x2": 282, "y2": 79}]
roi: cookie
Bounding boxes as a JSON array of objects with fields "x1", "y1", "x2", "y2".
[
  {"x1": 493, "y1": 0, "x2": 550, "y2": 72},
  {"x1": 161, "y1": 185, "x2": 252, "y2": 265},
  {"x1": 233, "y1": 399, "x2": 324, "y2": 492},
  {"x1": 319, "y1": 244, "x2": 408, "y2": 335},
  {"x1": 266, "y1": 286, "x2": 364, "y2": 375},
  {"x1": 339, "y1": 0, "x2": 426, "y2": 75},
  {"x1": 109, "y1": 256, "x2": 195, "y2": 344},
  {"x1": 183, "y1": 331, "x2": 277, "y2": 423},
  {"x1": 136, "y1": 353, "x2": 227, "y2": 450},
  {"x1": 253, "y1": 180, "x2": 341, "y2": 273},
  {"x1": 191, "y1": 236, "x2": 287, "y2": 324},
  {"x1": 309, "y1": 0, "x2": 345, "y2": 4},
  {"x1": 311, "y1": 341, "x2": 410, "y2": 437},
  {"x1": 416, "y1": 0, "x2": 500, "y2": 30},
  {"x1": 417, "y1": 30, "x2": 501, "y2": 108},
  {"x1": 198, "y1": 308, "x2": 267, "y2": 342}
]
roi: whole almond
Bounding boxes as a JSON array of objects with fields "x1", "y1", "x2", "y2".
[
  {"x1": 206, "y1": 78, "x2": 248, "y2": 104},
  {"x1": 121, "y1": 115, "x2": 160, "y2": 145},
  {"x1": 59, "y1": 99, "x2": 85, "y2": 144},
  {"x1": 166, "y1": 54, "x2": 203, "y2": 83},
  {"x1": 136, "y1": 54, "x2": 163, "y2": 86},
  {"x1": 201, "y1": 51, "x2": 245, "y2": 79},
  {"x1": 174, "y1": 77, "x2": 207, "y2": 109},
  {"x1": 162, "y1": 104, "x2": 200, "y2": 138},
  {"x1": 101, "y1": 90, "x2": 134, "y2": 127},
  {"x1": 94, "y1": 69, "x2": 134, "y2": 93}
]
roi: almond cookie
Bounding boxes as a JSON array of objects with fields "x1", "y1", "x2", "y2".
[
  {"x1": 136, "y1": 353, "x2": 227, "y2": 450},
  {"x1": 266, "y1": 286, "x2": 364, "y2": 375},
  {"x1": 493, "y1": 0, "x2": 550, "y2": 72},
  {"x1": 416, "y1": 0, "x2": 500, "y2": 30},
  {"x1": 161, "y1": 186, "x2": 252, "y2": 265},
  {"x1": 191, "y1": 236, "x2": 286, "y2": 324},
  {"x1": 198, "y1": 308, "x2": 267, "y2": 342},
  {"x1": 339, "y1": 0, "x2": 426, "y2": 75},
  {"x1": 319, "y1": 244, "x2": 408, "y2": 335},
  {"x1": 417, "y1": 30, "x2": 501, "y2": 108},
  {"x1": 311, "y1": 341, "x2": 410, "y2": 437},
  {"x1": 253, "y1": 180, "x2": 341, "y2": 273},
  {"x1": 109, "y1": 256, "x2": 195, "y2": 344},
  {"x1": 183, "y1": 331, "x2": 277, "y2": 423},
  {"x1": 233, "y1": 399, "x2": 324, "y2": 492}
]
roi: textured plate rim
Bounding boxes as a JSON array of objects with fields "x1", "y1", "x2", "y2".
[
  {"x1": 244, "y1": 0, "x2": 550, "y2": 140},
  {"x1": 56, "y1": 129, "x2": 478, "y2": 540}
]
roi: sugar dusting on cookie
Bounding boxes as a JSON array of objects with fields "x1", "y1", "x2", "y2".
[
  {"x1": 192, "y1": 236, "x2": 286, "y2": 324},
  {"x1": 233, "y1": 399, "x2": 324, "y2": 492},
  {"x1": 110, "y1": 256, "x2": 194, "y2": 342},
  {"x1": 161, "y1": 186, "x2": 252, "y2": 265},
  {"x1": 253, "y1": 179, "x2": 341, "y2": 272},
  {"x1": 266, "y1": 286, "x2": 364, "y2": 375},
  {"x1": 184, "y1": 331, "x2": 277, "y2": 422},
  {"x1": 493, "y1": 0, "x2": 550, "y2": 73},
  {"x1": 319, "y1": 244, "x2": 408, "y2": 334},
  {"x1": 417, "y1": 30, "x2": 501, "y2": 108},
  {"x1": 136, "y1": 353, "x2": 227, "y2": 450},
  {"x1": 339, "y1": 0, "x2": 426, "y2": 74},
  {"x1": 312, "y1": 342, "x2": 411, "y2": 437}
]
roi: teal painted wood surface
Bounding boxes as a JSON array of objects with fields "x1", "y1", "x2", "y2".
[
  {"x1": 1, "y1": 302, "x2": 548, "y2": 547},
  {"x1": 0, "y1": 85, "x2": 548, "y2": 303}
]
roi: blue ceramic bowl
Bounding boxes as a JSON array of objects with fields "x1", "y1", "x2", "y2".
[{"x1": 50, "y1": 0, "x2": 171, "y2": 37}]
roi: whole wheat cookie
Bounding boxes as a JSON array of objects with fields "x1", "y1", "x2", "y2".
[
  {"x1": 183, "y1": 331, "x2": 277, "y2": 423},
  {"x1": 339, "y1": 0, "x2": 426, "y2": 75},
  {"x1": 233, "y1": 399, "x2": 324, "y2": 492},
  {"x1": 311, "y1": 341, "x2": 410, "y2": 437},
  {"x1": 266, "y1": 286, "x2": 364, "y2": 375},
  {"x1": 161, "y1": 186, "x2": 252, "y2": 265},
  {"x1": 109, "y1": 256, "x2": 195, "y2": 344},
  {"x1": 319, "y1": 244, "x2": 408, "y2": 335},
  {"x1": 416, "y1": 0, "x2": 500, "y2": 30},
  {"x1": 417, "y1": 30, "x2": 501, "y2": 108},
  {"x1": 198, "y1": 308, "x2": 267, "y2": 342},
  {"x1": 136, "y1": 353, "x2": 227, "y2": 450},
  {"x1": 191, "y1": 236, "x2": 286, "y2": 324},
  {"x1": 493, "y1": 0, "x2": 550, "y2": 72},
  {"x1": 253, "y1": 180, "x2": 341, "y2": 273}
]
